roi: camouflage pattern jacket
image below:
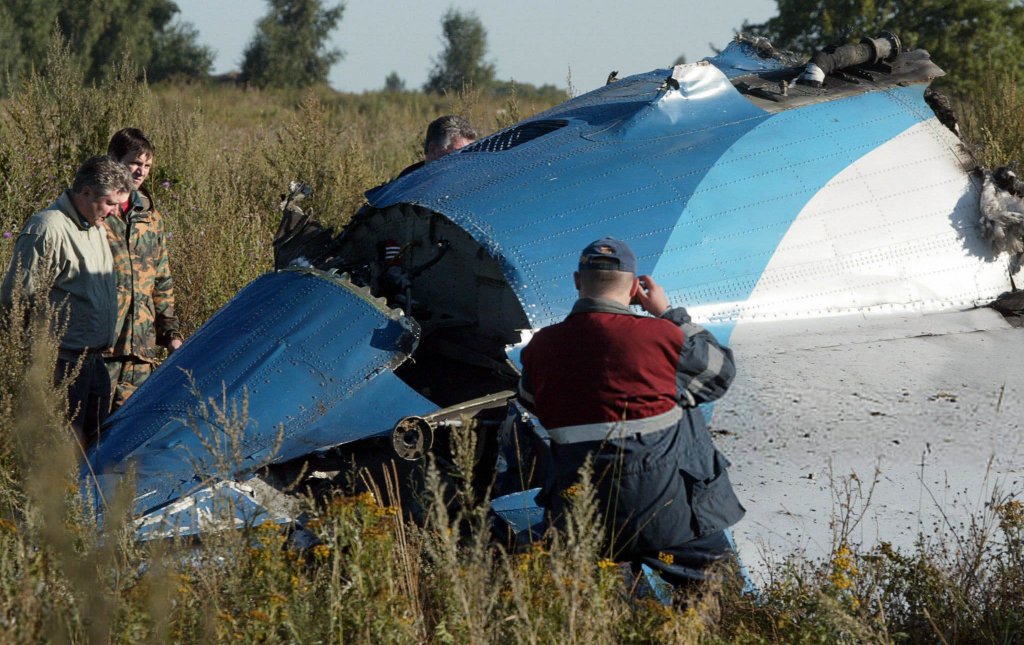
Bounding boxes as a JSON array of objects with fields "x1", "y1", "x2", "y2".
[{"x1": 105, "y1": 189, "x2": 181, "y2": 362}]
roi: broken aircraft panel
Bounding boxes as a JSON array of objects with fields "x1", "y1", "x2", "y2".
[
  {"x1": 84, "y1": 36, "x2": 1024, "y2": 576},
  {"x1": 84, "y1": 268, "x2": 435, "y2": 517}
]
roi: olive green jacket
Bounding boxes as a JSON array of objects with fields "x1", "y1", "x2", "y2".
[
  {"x1": 0, "y1": 191, "x2": 117, "y2": 352},
  {"x1": 105, "y1": 189, "x2": 181, "y2": 362}
]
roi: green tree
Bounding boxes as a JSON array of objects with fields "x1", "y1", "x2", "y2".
[
  {"x1": 0, "y1": 1, "x2": 212, "y2": 94},
  {"x1": 241, "y1": 0, "x2": 345, "y2": 89},
  {"x1": 0, "y1": 6, "x2": 20, "y2": 96},
  {"x1": 148, "y1": 20, "x2": 215, "y2": 82},
  {"x1": 0, "y1": 0, "x2": 61, "y2": 96},
  {"x1": 383, "y1": 71, "x2": 405, "y2": 92},
  {"x1": 58, "y1": 0, "x2": 210, "y2": 82},
  {"x1": 424, "y1": 9, "x2": 495, "y2": 94},
  {"x1": 743, "y1": 0, "x2": 1024, "y2": 96}
]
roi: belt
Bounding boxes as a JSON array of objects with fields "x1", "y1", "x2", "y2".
[
  {"x1": 58, "y1": 347, "x2": 109, "y2": 362},
  {"x1": 546, "y1": 406, "x2": 681, "y2": 445}
]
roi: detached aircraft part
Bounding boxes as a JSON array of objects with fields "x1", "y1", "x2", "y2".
[
  {"x1": 84, "y1": 268, "x2": 434, "y2": 521},
  {"x1": 85, "y1": 35, "x2": 1024, "y2": 579},
  {"x1": 337, "y1": 37, "x2": 1024, "y2": 567},
  {"x1": 392, "y1": 417, "x2": 433, "y2": 461},
  {"x1": 390, "y1": 390, "x2": 517, "y2": 461}
]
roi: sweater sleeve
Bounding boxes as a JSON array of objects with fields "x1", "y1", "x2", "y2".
[
  {"x1": 661, "y1": 307, "x2": 736, "y2": 405},
  {"x1": 1, "y1": 229, "x2": 57, "y2": 314},
  {"x1": 517, "y1": 345, "x2": 538, "y2": 414},
  {"x1": 150, "y1": 213, "x2": 182, "y2": 344}
]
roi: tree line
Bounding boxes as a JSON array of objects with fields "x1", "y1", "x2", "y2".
[
  {"x1": 0, "y1": 0, "x2": 214, "y2": 94},
  {"x1": 3, "y1": 0, "x2": 1023, "y2": 98},
  {"x1": 0, "y1": 0, "x2": 551, "y2": 97},
  {"x1": 742, "y1": 0, "x2": 1024, "y2": 96}
]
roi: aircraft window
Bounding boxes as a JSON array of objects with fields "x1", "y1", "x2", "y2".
[{"x1": 462, "y1": 119, "x2": 569, "y2": 153}]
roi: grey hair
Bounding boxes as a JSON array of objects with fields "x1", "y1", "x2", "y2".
[
  {"x1": 71, "y1": 155, "x2": 133, "y2": 195},
  {"x1": 423, "y1": 114, "x2": 478, "y2": 156}
]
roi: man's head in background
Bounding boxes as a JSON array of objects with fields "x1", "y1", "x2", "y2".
[{"x1": 424, "y1": 115, "x2": 477, "y2": 163}]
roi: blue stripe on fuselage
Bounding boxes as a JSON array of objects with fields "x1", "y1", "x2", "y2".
[
  {"x1": 654, "y1": 85, "x2": 931, "y2": 344},
  {"x1": 371, "y1": 82, "x2": 931, "y2": 341},
  {"x1": 370, "y1": 71, "x2": 769, "y2": 327}
]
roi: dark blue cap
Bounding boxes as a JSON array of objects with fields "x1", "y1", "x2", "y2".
[{"x1": 578, "y1": 237, "x2": 637, "y2": 273}]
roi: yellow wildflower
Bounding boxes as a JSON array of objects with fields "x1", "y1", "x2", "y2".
[
  {"x1": 311, "y1": 544, "x2": 331, "y2": 561},
  {"x1": 828, "y1": 570, "x2": 853, "y2": 590},
  {"x1": 996, "y1": 498, "x2": 1024, "y2": 531},
  {"x1": 257, "y1": 520, "x2": 278, "y2": 533},
  {"x1": 831, "y1": 544, "x2": 859, "y2": 575},
  {"x1": 829, "y1": 543, "x2": 859, "y2": 592}
]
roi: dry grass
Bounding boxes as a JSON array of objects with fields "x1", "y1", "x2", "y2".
[
  {"x1": 0, "y1": 38, "x2": 1022, "y2": 643},
  {"x1": 959, "y1": 69, "x2": 1024, "y2": 171}
]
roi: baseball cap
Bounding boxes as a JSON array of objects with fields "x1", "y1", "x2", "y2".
[{"x1": 578, "y1": 237, "x2": 637, "y2": 273}]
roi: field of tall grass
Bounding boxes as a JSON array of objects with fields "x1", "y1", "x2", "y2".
[{"x1": 1, "y1": 38, "x2": 1023, "y2": 643}]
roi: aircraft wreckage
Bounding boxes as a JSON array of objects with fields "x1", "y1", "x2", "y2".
[{"x1": 84, "y1": 34, "x2": 1024, "y2": 573}]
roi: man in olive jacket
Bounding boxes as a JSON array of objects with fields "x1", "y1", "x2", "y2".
[
  {"x1": 104, "y1": 128, "x2": 183, "y2": 410},
  {"x1": 1, "y1": 156, "x2": 133, "y2": 444},
  {"x1": 518, "y1": 237, "x2": 745, "y2": 586}
]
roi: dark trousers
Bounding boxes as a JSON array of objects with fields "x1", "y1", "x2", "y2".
[
  {"x1": 629, "y1": 529, "x2": 734, "y2": 588},
  {"x1": 56, "y1": 353, "x2": 111, "y2": 447}
]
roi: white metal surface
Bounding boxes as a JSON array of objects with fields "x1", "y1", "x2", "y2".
[
  {"x1": 720, "y1": 307, "x2": 1024, "y2": 578},
  {"x1": 691, "y1": 119, "x2": 1012, "y2": 324}
]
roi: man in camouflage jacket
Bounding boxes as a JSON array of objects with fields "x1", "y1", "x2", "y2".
[{"x1": 104, "y1": 128, "x2": 183, "y2": 410}]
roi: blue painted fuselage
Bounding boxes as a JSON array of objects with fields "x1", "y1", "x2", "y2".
[{"x1": 85, "y1": 42, "x2": 1004, "y2": 531}]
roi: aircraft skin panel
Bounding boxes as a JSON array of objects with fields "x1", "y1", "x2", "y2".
[
  {"x1": 585, "y1": 63, "x2": 768, "y2": 142},
  {"x1": 706, "y1": 41, "x2": 794, "y2": 80},
  {"x1": 368, "y1": 63, "x2": 772, "y2": 328},
  {"x1": 85, "y1": 269, "x2": 435, "y2": 515},
  {"x1": 529, "y1": 69, "x2": 699, "y2": 127},
  {"x1": 651, "y1": 86, "x2": 933, "y2": 336},
  {"x1": 372, "y1": 72, "x2": 946, "y2": 337},
  {"x1": 718, "y1": 118, "x2": 1006, "y2": 324},
  {"x1": 719, "y1": 308, "x2": 1024, "y2": 574}
]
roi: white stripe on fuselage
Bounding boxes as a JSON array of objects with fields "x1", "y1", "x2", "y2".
[
  {"x1": 714, "y1": 118, "x2": 1024, "y2": 578},
  {"x1": 693, "y1": 118, "x2": 1011, "y2": 325}
]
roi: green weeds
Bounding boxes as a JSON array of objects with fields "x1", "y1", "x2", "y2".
[{"x1": 959, "y1": 69, "x2": 1024, "y2": 170}]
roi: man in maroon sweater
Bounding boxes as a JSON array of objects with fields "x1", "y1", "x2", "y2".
[{"x1": 518, "y1": 237, "x2": 744, "y2": 586}]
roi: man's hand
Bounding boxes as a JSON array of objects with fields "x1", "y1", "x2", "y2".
[
  {"x1": 635, "y1": 274, "x2": 669, "y2": 316},
  {"x1": 168, "y1": 338, "x2": 183, "y2": 354}
]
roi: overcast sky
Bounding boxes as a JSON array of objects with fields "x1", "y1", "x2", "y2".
[{"x1": 174, "y1": 0, "x2": 778, "y2": 93}]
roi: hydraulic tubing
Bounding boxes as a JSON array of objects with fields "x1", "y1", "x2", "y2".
[{"x1": 798, "y1": 32, "x2": 901, "y2": 86}]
